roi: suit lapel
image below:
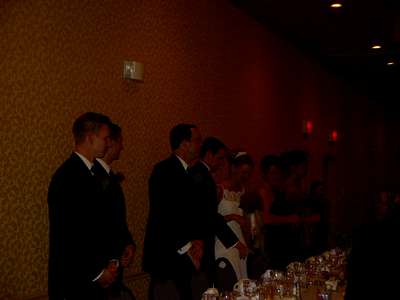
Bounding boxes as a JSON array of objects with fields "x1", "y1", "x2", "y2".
[{"x1": 92, "y1": 160, "x2": 113, "y2": 191}]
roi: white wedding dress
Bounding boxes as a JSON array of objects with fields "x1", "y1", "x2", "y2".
[{"x1": 215, "y1": 188, "x2": 248, "y2": 281}]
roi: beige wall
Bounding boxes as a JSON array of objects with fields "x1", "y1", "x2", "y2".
[{"x1": 0, "y1": 0, "x2": 386, "y2": 299}]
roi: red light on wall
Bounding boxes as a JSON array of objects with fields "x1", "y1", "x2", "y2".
[
  {"x1": 306, "y1": 121, "x2": 313, "y2": 134},
  {"x1": 329, "y1": 130, "x2": 338, "y2": 143},
  {"x1": 303, "y1": 120, "x2": 313, "y2": 135}
]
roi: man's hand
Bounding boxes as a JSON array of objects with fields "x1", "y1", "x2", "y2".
[
  {"x1": 97, "y1": 260, "x2": 119, "y2": 288},
  {"x1": 235, "y1": 241, "x2": 249, "y2": 259},
  {"x1": 121, "y1": 245, "x2": 136, "y2": 268}
]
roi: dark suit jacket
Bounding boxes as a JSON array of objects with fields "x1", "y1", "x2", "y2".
[
  {"x1": 142, "y1": 155, "x2": 199, "y2": 280},
  {"x1": 92, "y1": 160, "x2": 136, "y2": 297},
  {"x1": 345, "y1": 217, "x2": 400, "y2": 300},
  {"x1": 189, "y1": 161, "x2": 238, "y2": 280},
  {"x1": 48, "y1": 153, "x2": 118, "y2": 300},
  {"x1": 92, "y1": 160, "x2": 135, "y2": 256}
]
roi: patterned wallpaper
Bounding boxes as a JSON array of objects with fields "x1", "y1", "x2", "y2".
[{"x1": 0, "y1": 0, "x2": 363, "y2": 299}]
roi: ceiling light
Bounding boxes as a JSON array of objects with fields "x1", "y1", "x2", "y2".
[
  {"x1": 330, "y1": 3, "x2": 343, "y2": 8},
  {"x1": 386, "y1": 61, "x2": 395, "y2": 66},
  {"x1": 371, "y1": 44, "x2": 382, "y2": 49}
]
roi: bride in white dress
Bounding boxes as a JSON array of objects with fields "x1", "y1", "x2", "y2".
[{"x1": 215, "y1": 152, "x2": 254, "y2": 285}]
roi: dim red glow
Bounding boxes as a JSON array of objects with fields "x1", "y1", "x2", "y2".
[
  {"x1": 302, "y1": 120, "x2": 313, "y2": 137},
  {"x1": 303, "y1": 120, "x2": 313, "y2": 135},
  {"x1": 329, "y1": 130, "x2": 338, "y2": 142},
  {"x1": 306, "y1": 121, "x2": 313, "y2": 134}
]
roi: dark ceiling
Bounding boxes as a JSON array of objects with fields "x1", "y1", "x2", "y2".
[{"x1": 232, "y1": 0, "x2": 400, "y2": 87}]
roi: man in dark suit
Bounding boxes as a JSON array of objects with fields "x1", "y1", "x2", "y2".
[
  {"x1": 345, "y1": 202, "x2": 400, "y2": 300},
  {"x1": 189, "y1": 137, "x2": 248, "y2": 293},
  {"x1": 93, "y1": 123, "x2": 136, "y2": 299},
  {"x1": 48, "y1": 112, "x2": 119, "y2": 300},
  {"x1": 143, "y1": 124, "x2": 203, "y2": 300}
]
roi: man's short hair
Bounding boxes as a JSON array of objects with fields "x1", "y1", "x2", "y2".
[
  {"x1": 72, "y1": 112, "x2": 111, "y2": 145},
  {"x1": 199, "y1": 137, "x2": 227, "y2": 159},
  {"x1": 169, "y1": 123, "x2": 196, "y2": 151},
  {"x1": 109, "y1": 123, "x2": 122, "y2": 141}
]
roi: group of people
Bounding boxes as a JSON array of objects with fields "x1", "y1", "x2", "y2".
[
  {"x1": 255, "y1": 151, "x2": 328, "y2": 271},
  {"x1": 48, "y1": 112, "x2": 136, "y2": 300},
  {"x1": 142, "y1": 124, "x2": 329, "y2": 299},
  {"x1": 142, "y1": 124, "x2": 251, "y2": 300},
  {"x1": 48, "y1": 114, "x2": 329, "y2": 300}
]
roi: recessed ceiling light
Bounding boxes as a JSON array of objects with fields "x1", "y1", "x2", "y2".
[
  {"x1": 371, "y1": 45, "x2": 382, "y2": 49},
  {"x1": 331, "y1": 3, "x2": 343, "y2": 8}
]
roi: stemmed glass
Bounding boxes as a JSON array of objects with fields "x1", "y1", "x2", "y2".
[{"x1": 218, "y1": 291, "x2": 234, "y2": 300}]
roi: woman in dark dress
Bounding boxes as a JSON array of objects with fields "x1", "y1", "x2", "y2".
[{"x1": 259, "y1": 155, "x2": 302, "y2": 270}]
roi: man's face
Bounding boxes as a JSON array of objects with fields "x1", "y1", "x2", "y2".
[
  {"x1": 91, "y1": 124, "x2": 110, "y2": 158},
  {"x1": 109, "y1": 136, "x2": 124, "y2": 161},
  {"x1": 208, "y1": 148, "x2": 226, "y2": 172},
  {"x1": 187, "y1": 127, "x2": 202, "y2": 161},
  {"x1": 294, "y1": 162, "x2": 308, "y2": 179}
]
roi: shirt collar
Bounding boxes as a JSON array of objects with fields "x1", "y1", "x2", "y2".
[
  {"x1": 96, "y1": 158, "x2": 111, "y2": 174},
  {"x1": 200, "y1": 160, "x2": 210, "y2": 171},
  {"x1": 175, "y1": 154, "x2": 189, "y2": 171},
  {"x1": 74, "y1": 151, "x2": 93, "y2": 171}
]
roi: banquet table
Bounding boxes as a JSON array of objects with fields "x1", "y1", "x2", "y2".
[{"x1": 300, "y1": 286, "x2": 345, "y2": 300}]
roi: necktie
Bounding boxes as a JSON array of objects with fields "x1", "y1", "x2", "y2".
[
  {"x1": 91, "y1": 163, "x2": 103, "y2": 178},
  {"x1": 90, "y1": 164, "x2": 98, "y2": 176}
]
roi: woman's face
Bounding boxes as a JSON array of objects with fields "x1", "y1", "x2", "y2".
[{"x1": 232, "y1": 163, "x2": 253, "y2": 185}]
